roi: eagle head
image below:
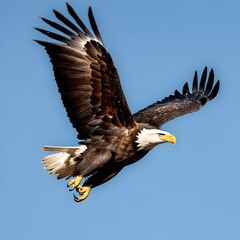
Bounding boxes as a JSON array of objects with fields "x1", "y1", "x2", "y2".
[{"x1": 136, "y1": 128, "x2": 176, "y2": 151}]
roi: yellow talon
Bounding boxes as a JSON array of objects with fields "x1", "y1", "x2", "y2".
[
  {"x1": 74, "y1": 186, "x2": 91, "y2": 202},
  {"x1": 67, "y1": 176, "x2": 82, "y2": 191}
]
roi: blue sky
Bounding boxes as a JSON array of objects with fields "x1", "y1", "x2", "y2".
[{"x1": 1, "y1": 0, "x2": 240, "y2": 239}]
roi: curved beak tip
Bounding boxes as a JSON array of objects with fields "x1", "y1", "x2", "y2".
[
  {"x1": 171, "y1": 138, "x2": 176, "y2": 145},
  {"x1": 168, "y1": 134, "x2": 176, "y2": 145}
]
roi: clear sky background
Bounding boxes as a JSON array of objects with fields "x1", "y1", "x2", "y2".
[{"x1": 1, "y1": 0, "x2": 240, "y2": 239}]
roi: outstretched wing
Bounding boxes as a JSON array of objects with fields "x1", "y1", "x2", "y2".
[
  {"x1": 35, "y1": 3, "x2": 135, "y2": 139},
  {"x1": 133, "y1": 67, "x2": 220, "y2": 128}
]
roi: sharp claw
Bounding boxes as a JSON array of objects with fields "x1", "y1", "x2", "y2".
[
  {"x1": 72, "y1": 186, "x2": 91, "y2": 202},
  {"x1": 73, "y1": 193, "x2": 84, "y2": 202},
  {"x1": 67, "y1": 176, "x2": 82, "y2": 191},
  {"x1": 73, "y1": 194, "x2": 81, "y2": 202},
  {"x1": 67, "y1": 179, "x2": 74, "y2": 187}
]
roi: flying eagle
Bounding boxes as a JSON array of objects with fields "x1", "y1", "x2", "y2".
[{"x1": 35, "y1": 3, "x2": 220, "y2": 202}]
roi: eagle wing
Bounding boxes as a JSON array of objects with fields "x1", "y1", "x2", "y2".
[
  {"x1": 133, "y1": 67, "x2": 220, "y2": 128},
  {"x1": 35, "y1": 3, "x2": 135, "y2": 139}
]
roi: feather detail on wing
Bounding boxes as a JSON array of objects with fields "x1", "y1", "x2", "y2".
[
  {"x1": 35, "y1": 3, "x2": 135, "y2": 139},
  {"x1": 133, "y1": 67, "x2": 220, "y2": 128}
]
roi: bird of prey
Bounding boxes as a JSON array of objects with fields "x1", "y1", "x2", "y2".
[{"x1": 35, "y1": 3, "x2": 220, "y2": 202}]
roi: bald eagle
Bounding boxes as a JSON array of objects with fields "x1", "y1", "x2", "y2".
[{"x1": 35, "y1": 3, "x2": 220, "y2": 202}]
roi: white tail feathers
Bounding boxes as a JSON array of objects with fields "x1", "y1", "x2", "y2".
[{"x1": 42, "y1": 145, "x2": 87, "y2": 179}]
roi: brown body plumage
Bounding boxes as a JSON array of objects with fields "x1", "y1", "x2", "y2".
[{"x1": 36, "y1": 3, "x2": 220, "y2": 201}]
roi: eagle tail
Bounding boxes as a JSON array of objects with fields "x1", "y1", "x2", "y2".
[{"x1": 42, "y1": 145, "x2": 87, "y2": 179}]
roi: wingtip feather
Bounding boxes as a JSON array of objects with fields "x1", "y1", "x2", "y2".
[
  {"x1": 192, "y1": 70, "x2": 198, "y2": 92},
  {"x1": 205, "y1": 68, "x2": 214, "y2": 94},
  {"x1": 208, "y1": 80, "x2": 220, "y2": 100},
  {"x1": 67, "y1": 2, "x2": 93, "y2": 38},
  {"x1": 199, "y1": 67, "x2": 208, "y2": 91},
  {"x1": 182, "y1": 82, "x2": 189, "y2": 94},
  {"x1": 88, "y1": 6, "x2": 104, "y2": 45}
]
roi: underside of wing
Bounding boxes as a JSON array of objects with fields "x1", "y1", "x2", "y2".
[
  {"x1": 35, "y1": 3, "x2": 135, "y2": 139},
  {"x1": 133, "y1": 67, "x2": 220, "y2": 128}
]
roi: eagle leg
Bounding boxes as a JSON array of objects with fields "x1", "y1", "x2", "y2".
[
  {"x1": 73, "y1": 186, "x2": 91, "y2": 202},
  {"x1": 67, "y1": 175, "x2": 83, "y2": 191}
]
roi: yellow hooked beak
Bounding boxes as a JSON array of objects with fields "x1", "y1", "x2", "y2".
[{"x1": 161, "y1": 133, "x2": 176, "y2": 145}]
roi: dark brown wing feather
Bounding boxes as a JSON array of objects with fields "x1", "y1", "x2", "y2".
[
  {"x1": 133, "y1": 67, "x2": 220, "y2": 128},
  {"x1": 35, "y1": 3, "x2": 135, "y2": 139}
]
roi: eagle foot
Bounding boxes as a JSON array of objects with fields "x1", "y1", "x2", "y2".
[
  {"x1": 67, "y1": 176, "x2": 83, "y2": 191},
  {"x1": 73, "y1": 186, "x2": 91, "y2": 202}
]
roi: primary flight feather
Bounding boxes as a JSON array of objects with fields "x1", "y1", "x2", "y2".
[{"x1": 35, "y1": 3, "x2": 220, "y2": 202}]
